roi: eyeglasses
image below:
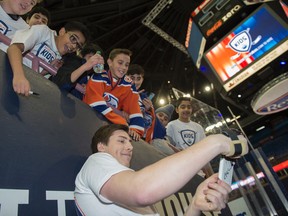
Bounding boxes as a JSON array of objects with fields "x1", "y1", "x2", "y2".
[{"x1": 67, "y1": 32, "x2": 83, "y2": 50}]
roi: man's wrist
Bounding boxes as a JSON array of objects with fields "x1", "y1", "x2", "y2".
[{"x1": 185, "y1": 198, "x2": 201, "y2": 216}]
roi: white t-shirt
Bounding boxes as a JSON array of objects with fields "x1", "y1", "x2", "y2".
[
  {"x1": 166, "y1": 119, "x2": 206, "y2": 150},
  {"x1": 74, "y1": 153, "x2": 159, "y2": 216},
  {"x1": 0, "y1": 5, "x2": 29, "y2": 51},
  {"x1": 11, "y1": 25, "x2": 61, "y2": 71}
]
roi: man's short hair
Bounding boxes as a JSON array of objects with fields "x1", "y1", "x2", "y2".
[
  {"x1": 127, "y1": 64, "x2": 145, "y2": 77},
  {"x1": 64, "y1": 21, "x2": 91, "y2": 44},
  {"x1": 91, "y1": 124, "x2": 129, "y2": 153},
  {"x1": 108, "y1": 48, "x2": 132, "y2": 61},
  {"x1": 26, "y1": 6, "x2": 51, "y2": 25},
  {"x1": 176, "y1": 97, "x2": 192, "y2": 107}
]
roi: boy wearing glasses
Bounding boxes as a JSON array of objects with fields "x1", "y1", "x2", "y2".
[{"x1": 7, "y1": 21, "x2": 90, "y2": 96}]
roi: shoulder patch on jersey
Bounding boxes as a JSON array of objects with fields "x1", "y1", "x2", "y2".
[
  {"x1": 91, "y1": 72, "x2": 109, "y2": 82},
  {"x1": 124, "y1": 75, "x2": 132, "y2": 83},
  {"x1": 101, "y1": 74, "x2": 109, "y2": 78}
]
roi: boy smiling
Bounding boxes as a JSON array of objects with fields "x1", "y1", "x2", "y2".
[
  {"x1": 0, "y1": 0, "x2": 41, "y2": 51},
  {"x1": 25, "y1": 6, "x2": 50, "y2": 26},
  {"x1": 0, "y1": 0, "x2": 39, "y2": 37},
  {"x1": 7, "y1": 21, "x2": 90, "y2": 96},
  {"x1": 83, "y1": 48, "x2": 144, "y2": 141}
]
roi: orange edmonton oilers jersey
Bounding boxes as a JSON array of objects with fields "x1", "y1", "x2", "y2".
[{"x1": 83, "y1": 71, "x2": 144, "y2": 136}]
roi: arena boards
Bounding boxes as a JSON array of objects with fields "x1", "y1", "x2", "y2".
[{"x1": 0, "y1": 51, "x2": 230, "y2": 216}]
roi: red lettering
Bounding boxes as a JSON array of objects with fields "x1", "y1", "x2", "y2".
[{"x1": 206, "y1": 20, "x2": 222, "y2": 37}]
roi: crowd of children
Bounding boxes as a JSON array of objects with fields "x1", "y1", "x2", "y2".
[
  {"x1": 0, "y1": 1, "x2": 249, "y2": 215},
  {"x1": 0, "y1": 0, "x2": 218, "y2": 157},
  {"x1": 0, "y1": 0, "x2": 215, "y2": 158}
]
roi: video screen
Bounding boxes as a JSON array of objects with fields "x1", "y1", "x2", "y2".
[{"x1": 204, "y1": 4, "x2": 288, "y2": 91}]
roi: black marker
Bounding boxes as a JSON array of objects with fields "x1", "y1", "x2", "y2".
[{"x1": 29, "y1": 91, "x2": 39, "y2": 96}]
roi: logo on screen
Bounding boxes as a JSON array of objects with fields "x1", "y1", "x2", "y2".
[
  {"x1": 229, "y1": 30, "x2": 252, "y2": 52},
  {"x1": 226, "y1": 28, "x2": 261, "y2": 60}
]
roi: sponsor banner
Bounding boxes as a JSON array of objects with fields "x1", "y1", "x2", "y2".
[
  {"x1": 0, "y1": 189, "x2": 229, "y2": 216},
  {"x1": 191, "y1": 0, "x2": 245, "y2": 38},
  {"x1": 251, "y1": 72, "x2": 288, "y2": 115}
]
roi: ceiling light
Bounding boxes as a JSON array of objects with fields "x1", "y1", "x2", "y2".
[
  {"x1": 159, "y1": 98, "x2": 165, "y2": 105},
  {"x1": 205, "y1": 86, "x2": 211, "y2": 92},
  {"x1": 184, "y1": 94, "x2": 191, "y2": 97},
  {"x1": 256, "y1": 126, "x2": 265, "y2": 132}
]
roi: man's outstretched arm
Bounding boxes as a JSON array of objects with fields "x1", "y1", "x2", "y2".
[{"x1": 101, "y1": 134, "x2": 247, "y2": 206}]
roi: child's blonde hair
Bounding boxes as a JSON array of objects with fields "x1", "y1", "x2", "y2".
[{"x1": 109, "y1": 48, "x2": 132, "y2": 60}]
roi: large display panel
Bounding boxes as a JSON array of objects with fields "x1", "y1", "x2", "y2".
[
  {"x1": 203, "y1": 4, "x2": 288, "y2": 92},
  {"x1": 185, "y1": 19, "x2": 206, "y2": 69}
]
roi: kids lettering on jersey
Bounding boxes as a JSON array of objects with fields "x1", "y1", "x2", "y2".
[
  {"x1": 36, "y1": 43, "x2": 57, "y2": 64},
  {"x1": 11, "y1": 25, "x2": 61, "y2": 71}
]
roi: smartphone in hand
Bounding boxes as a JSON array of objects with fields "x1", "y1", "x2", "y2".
[{"x1": 218, "y1": 157, "x2": 235, "y2": 185}]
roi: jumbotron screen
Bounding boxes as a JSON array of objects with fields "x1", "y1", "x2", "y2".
[{"x1": 204, "y1": 4, "x2": 288, "y2": 91}]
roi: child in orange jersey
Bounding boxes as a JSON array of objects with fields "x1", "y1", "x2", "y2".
[{"x1": 83, "y1": 48, "x2": 144, "y2": 141}]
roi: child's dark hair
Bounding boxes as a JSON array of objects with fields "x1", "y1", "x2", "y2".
[
  {"x1": 64, "y1": 21, "x2": 91, "y2": 44},
  {"x1": 109, "y1": 48, "x2": 132, "y2": 60},
  {"x1": 26, "y1": 6, "x2": 51, "y2": 25},
  {"x1": 91, "y1": 124, "x2": 129, "y2": 153},
  {"x1": 127, "y1": 64, "x2": 145, "y2": 77},
  {"x1": 176, "y1": 97, "x2": 192, "y2": 107},
  {"x1": 80, "y1": 43, "x2": 104, "y2": 58}
]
